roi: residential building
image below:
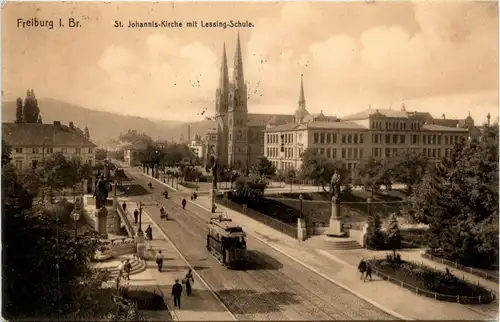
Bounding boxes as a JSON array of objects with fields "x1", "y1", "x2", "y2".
[
  {"x1": 188, "y1": 134, "x2": 206, "y2": 161},
  {"x1": 123, "y1": 140, "x2": 148, "y2": 166},
  {"x1": 2, "y1": 121, "x2": 96, "y2": 170}
]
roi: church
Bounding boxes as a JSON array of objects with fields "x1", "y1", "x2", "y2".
[{"x1": 211, "y1": 32, "x2": 324, "y2": 170}]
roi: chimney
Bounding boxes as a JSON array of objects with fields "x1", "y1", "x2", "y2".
[
  {"x1": 53, "y1": 121, "x2": 61, "y2": 127},
  {"x1": 442, "y1": 114, "x2": 446, "y2": 119}
]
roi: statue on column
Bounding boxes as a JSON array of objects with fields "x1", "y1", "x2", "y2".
[
  {"x1": 330, "y1": 169, "x2": 342, "y2": 200},
  {"x1": 94, "y1": 175, "x2": 109, "y2": 209}
]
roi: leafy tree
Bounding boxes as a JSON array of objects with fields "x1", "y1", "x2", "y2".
[
  {"x1": 38, "y1": 152, "x2": 74, "y2": 201},
  {"x1": 299, "y1": 148, "x2": 347, "y2": 197},
  {"x1": 95, "y1": 148, "x2": 108, "y2": 162},
  {"x1": 365, "y1": 212, "x2": 385, "y2": 250},
  {"x1": 252, "y1": 156, "x2": 276, "y2": 178},
  {"x1": 408, "y1": 125, "x2": 499, "y2": 268},
  {"x1": 234, "y1": 175, "x2": 267, "y2": 202},
  {"x1": 15, "y1": 97, "x2": 23, "y2": 123},
  {"x1": 286, "y1": 168, "x2": 297, "y2": 191},
  {"x1": 387, "y1": 150, "x2": 429, "y2": 193},
  {"x1": 22, "y1": 89, "x2": 40, "y2": 123},
  {"x1": 2, "y1": 158, "x2": 141, "y2": 320},
  {"x1": 385, "y1": 213, "x2": 402, "y2": 249},
  {"x1": 2, "y1": 139, "x2": 12, "y2": 166},
  {"x1": 352, "y1": 157, "x2": 383, "y2": 194}
]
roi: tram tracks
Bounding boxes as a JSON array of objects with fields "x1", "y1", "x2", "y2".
[{"x1": 125, "y1": 170, "x2": 394, "y2": 320}]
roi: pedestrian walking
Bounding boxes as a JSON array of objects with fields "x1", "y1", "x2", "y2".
[
  {"x1": 172, "y1": 279, "x2": 183, "y2": 308},
  {"x1": 123, "y1": 259, "x2": 132, "y2": 280},
  {"x1": 146, "y1": 224, "x2": 153, "y2": 240},
  {"x1": 358, "y1": 258, "x2": 367, "y2": 282},
  {"x1": 181, "y1": 198, "x2": 187, "y2": 210},
  {"x1": 122, "y1": 201, "x2": 127, "y2": 212},
  {"x1": 117, "y1": 260, "x2": 125, "y2": 280},
  {"x1": 365, "y1": 262, "x2": 372, "y2": 281},
  {"x1": 184, "y1": 269, "x2": 194, "y2": 296},
  {"x1": 133, "y1": 209, "x2": 139, "y2": 224},
  {"x1": 156, "y1": 250, "x2": 164, "y2": 272}
]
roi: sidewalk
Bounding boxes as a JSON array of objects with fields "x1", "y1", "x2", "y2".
[
  {"x1": 123, "y1": 200, "x2": 235, "y2": 321},
  {"x1": 190, "y1": 196, "x2": 498, "y2": 321}
]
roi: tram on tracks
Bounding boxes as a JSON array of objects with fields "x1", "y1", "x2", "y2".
[{"x1": 206, "y1": 214, "x2": 248, "y2": 268}]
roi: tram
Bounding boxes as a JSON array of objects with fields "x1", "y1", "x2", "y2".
[{"x1": 206, "y1": 214, "x2": 248, "y2": 268}]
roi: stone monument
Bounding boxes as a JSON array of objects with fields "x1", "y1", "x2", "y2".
[
  {"x1": 327, "y1": 170, "x2": 345, "y2": 237},
  {"x1": 93, "y1": 174, "x2": 109, "y2": 238}
]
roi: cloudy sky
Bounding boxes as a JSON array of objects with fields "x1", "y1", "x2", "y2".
[{"x1": 2, "y1": 1, "x2": 498, "y2": 123}]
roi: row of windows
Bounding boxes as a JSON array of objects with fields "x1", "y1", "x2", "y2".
[
  {"x1": 313, "y1": 133, "x2": 365, "y2": 145},
  {"x1": 14, "y1": 158, "x2": 93, "y2": 170},
  {"x1": 13, "y1": 147, "x2": 93, "y2": 154},
  {"x1": 371, "y1": 120, "x2": 422, "y2": 131},
  {"x1": 423, "y1": 135, "x2": 463, "y2": 145}
]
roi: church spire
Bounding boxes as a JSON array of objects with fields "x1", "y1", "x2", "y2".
[
  {"x1": 298, "y1": 74, "x2": 306, "y2": 109},
  {"x1": 232, "y1": 31, "x2": 245, "y2": 89},
  {"x1": 218, "y1": 42, "x2": 229, "y2": 92}
]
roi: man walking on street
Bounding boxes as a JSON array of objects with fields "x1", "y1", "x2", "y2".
[
  {"x1": 156, "y1": 250, "x2": 164, "y2": 272},
  {"x1": 181, "y1": 198, "x2": 187, "y2": 210},
  {"x1": 172, "y1": 279, "x2": 183, "y2": 309},
  {"x1": 133, "y1": 209, "x2": 139, "y2": 224}
]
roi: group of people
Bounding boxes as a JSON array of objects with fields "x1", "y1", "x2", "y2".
[
  {"x1": 171, "y1": 269, "x2": 195, "y2": 309},
  {"x1": 118, "y1": 259, "x2": 133, "y2": 280},
  {"x1": 358, "y1": 258, "x2": 373, "y2": 282}
]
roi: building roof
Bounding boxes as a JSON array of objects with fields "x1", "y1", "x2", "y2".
[
  {"x1": 422, "y1": 124, "x2": 469, "y2": 132},
  {"x1": 342, "y1": 108, "x2": 411, "y2": 120},
  {"x1": 264, "y1": 120, "x2": 366, "y2": 132},
  {"x1": 2, "y1": 122, "x2": 96, "y2": 147},
  {"x1": 247, "y1": 113, "x2": 294, "y2": 127},
  {"x1": 125, "y1": 139, "x2": 149, "y2": 150}
]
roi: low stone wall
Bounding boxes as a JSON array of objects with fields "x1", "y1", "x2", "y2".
[
  {"x1": 349, "y1": 229, "x2": 366, "y2": 247},
  {"x1": 99, "y1": 237, "x2": 136, "y2": 257}
]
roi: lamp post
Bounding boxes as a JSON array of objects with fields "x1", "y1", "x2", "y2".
[
  {"x1": 195, "y1": 178, "x2": 199, "y2": 191},
  {"x1": 299, "y1": 194, "x2": 304, "y2": 219},
  {"x1": 72, "y1": 211, "x2": 80, "y2": 238}
]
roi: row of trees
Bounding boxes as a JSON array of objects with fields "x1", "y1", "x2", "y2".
[
  {"x1": 2, "y1": 142, "x2": 141, "y2": 320},
  {"x1": 16, "y1": 89, "x2": 42, "y2": 124}
]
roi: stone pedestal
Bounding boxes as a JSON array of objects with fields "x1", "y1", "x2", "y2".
[
  {"x1": 297, "y1": 218, "x2": 307, "y2": 241},
  {"x1": 135, "y1": 230, "x2": 145, "y2": 257},
  {"x1": 106, "y1": 211, "x2": 121, "y2": 234},
  {"x1": 327, "y1": 197, "x2": 345, "y2": 237},
  {"x1": 94, "y1": 207, "x2": 108, "y2": 239}
]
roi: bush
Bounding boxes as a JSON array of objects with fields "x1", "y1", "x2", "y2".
[
  {"x1": 366, "y1": 213, "x2": 385, "y2": 249},
  {"x1": 369, "y1": 255, "x2": 494, "y2": 304},
  {"x1": 123, "y1": 289, "x2": 167, "y2": 311}
]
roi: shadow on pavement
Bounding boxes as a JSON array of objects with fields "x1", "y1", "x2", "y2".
[{"x1": 240, "y1": 250, "x2": 283, "y2": 271}]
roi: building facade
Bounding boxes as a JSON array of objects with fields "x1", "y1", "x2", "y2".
[
  {"x1": 264, "y1": 105, "x2": 472, "y2": 172},
  {"x1": 2, "y1": 121, "x2": 96, "y2": 170},
  {"x1": 123, "y1": 140, "x2": 149, "y2": 166}
]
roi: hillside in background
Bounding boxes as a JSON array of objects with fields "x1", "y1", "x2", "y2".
[{"x1": 1, "y1": 98, "x2": 213, "y2": 144}]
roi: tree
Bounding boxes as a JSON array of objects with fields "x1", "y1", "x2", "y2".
[
  {"x1": 15, "y1": 97, "x2": 23, "y2": 123},
  {"x1": 234, "y1": 175, "x2": 267, "y2": 202},
  {"x1": 286, "y1": 169, "x2": 297, "y2": 192},
  {"x1": 2, "y1": 139, "x2": 12, "y2": 166},
  {"x1": 387, "y1": 150, "x2": 429, "y2": 193},
  {"x1": 2, "y1": 159, "x2": 141, "y2": 320},
  {"x1": 407, "y1": 125, "x2": 499, "y2": 268},
  {"x1": 365, "y1": 212, "x2": 385, "y2": 250},
  {"x1": 252, "y1": 156, "x2": 276, "y2": 178},
  {"x1": 299, "y1": 148, "x2": 347, "y2": 197},
  {"x1": 95, "y1": 148, "x2": 108, "y2": 162},
  {"x1": 22, "y1": 89, "x2": 40, "y2": 123},
  {"x1": 385, "y1": 213, "x2": 402, "y2": 249},
  {"x1": 38, "y1": 152, "x2": 74, "y2": 201},
  {"x1": 352, "y1": 157, "x2": 383, "y2": 194}
]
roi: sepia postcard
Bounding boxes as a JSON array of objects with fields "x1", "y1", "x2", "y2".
[{"x1": 2, "y1": 1, "x2": 499, "y2": 321}]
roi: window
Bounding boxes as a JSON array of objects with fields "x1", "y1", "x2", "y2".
[
  {"x1": 32, "y1": 148, "x2": 39, "y2": 154},
  {"x1": 359, "y1": 149, "x2": 364, "y2": 159},
  {"x1": 88, "y1": 148, "x2": 93, "y2": 153},
  {"x1": 385, "y1": 148, "x2": 391, "y2": 157},
  {"x1": 15, "y1": 148, "x2": 23, "y2": 153},
  {"x1": 320, "y1": 133, "x2": 325, "y2": 144},
  {"x1": 15, "y1": 160, "x2": 23, "y2": 169},
  {"x1": 347, "y1": 134, "x2": 352, "y2": 144},
  {"x1": 61, "y1": 148, "x2": 67, "y2": 153},
  {"x1": 360, "y1": 134, "x2": 364, "y2": 144},
  {"x1": 314, "y1": 133, "x2": 319, "y2": 144},
  {"x1": 47, "y1": 147, "x2": 53, "y2": 154},
  {"x1": 399, "y1": 135, "x2": 405, "y2": 144},
  {"x1": 332, "y1": 148, "x2": 337, "y2": 158},
  {"x1": 326, "y1": 133, "x2": 331, "y2": 144},
  {"x1": 75, "y1": 148, "x2": 81, "y2": 154},
  {"x1": 392, "y1": 135, "x2": 398, "y2": 144},
  {"x1": 353, "y1": 148, "x2": 358, "y2": 159},
  {"x1": 32, "y1": 160, "x2": 39, "y2": 168},
  {"x1": 385, "y1": 135, "x2": 391, "y2": 144},
  {"x1": 332, "y1": 133, "x2": 337, "y2": 144},
  {"x1": 353, "y1": 134, "x2": 358, "y2": 144},
  {"x1": 326, "y1": 149, "x2": 331, "y2": 158},
  {"x1": 342, "y1": 135, "x2": 346, "y2": 144},
  {"x1": 341, "y1": 148, "x2": 346, "y2": 158},
  {"x1": 437, "y1": 136, "x2": 441, "y2": 145},
  {"x1": 347, "y1": 148, "x2": 352, "y2": 158}
]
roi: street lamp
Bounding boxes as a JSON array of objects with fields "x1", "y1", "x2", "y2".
[
  {"x1": 72, "y1": 211, "x2": 80, "y2": 238},
  {"x1": 195, "y1": 178, "x2": 199, "y2": 191},
  {"x1": 299, "y1": 194, "x2": 304, "y2": 219}
]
